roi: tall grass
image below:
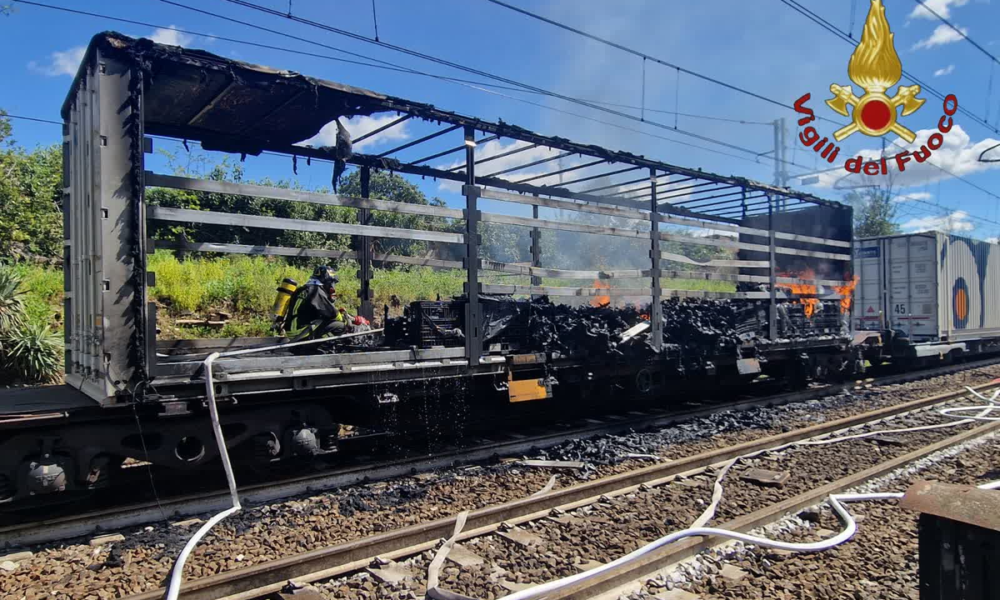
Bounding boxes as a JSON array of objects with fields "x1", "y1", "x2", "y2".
[
  {"x1": 14, "y1": 252, "x2": 737, "y2": 343},
  {"x1": 14, "y1": 264, "x2": 63, "y2": 331}
]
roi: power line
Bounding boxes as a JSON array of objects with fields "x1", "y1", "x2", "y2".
[
  {"x1": 12, "y1": 1, "x2": 778, "y2": 167},
  {"x1": 486, "y1": 0, "x2": 801, "y2": 115},
  {"x1": 156, "y1": 0, "x2": 789, "y2": 162},
  {"x1": 911, "y1": 0, "x2": 1000, "y2": 68},
  {"x1": 1, "y1": 113, "x2": 62, "y2": 125},
  {"x1": 484, "y1": 0, "x2": 1000, "y2": 209},
  {"x1": 11, "y1": 0, "x2": 996, "y2": 223},
  {"x1": 776, "y1": 0, "x2": 1000, "y2": 136},
  {"x1": 201, "y1": 0, "x2": 783, "y2": 158}
]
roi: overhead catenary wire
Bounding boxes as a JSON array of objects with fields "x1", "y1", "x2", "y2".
[
  {"x1": 481, "y1": 0, "x2": 1000, "y2": 220},
  {"x1": 194, "y1": 0, "x2": 783, "y2": 158},
  {"x1": 775, "y1": 0, "x2": 1000, "y2": 136},
  {"x1": 911, "y1": 0, "x2": 1000, "y2": 69},
  {"x1": 10, "y1": 0, "x2": 996, "y2": 226},
  {"x1": 10, "y1": 0, "x2": 791, "y2": 170}
]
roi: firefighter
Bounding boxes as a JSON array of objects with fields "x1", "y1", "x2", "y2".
[{"x1": 282, "y1": 266, "x2": 367, "y2": 349}]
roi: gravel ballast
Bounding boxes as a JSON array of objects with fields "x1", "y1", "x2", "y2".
[{"x1": 2, "y1": 366, "x2": 999, "y2": 600}]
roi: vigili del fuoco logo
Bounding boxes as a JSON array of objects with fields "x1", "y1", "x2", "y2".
[{"x1": 793, "y1": 0, "x2": 959, "y2": 177}]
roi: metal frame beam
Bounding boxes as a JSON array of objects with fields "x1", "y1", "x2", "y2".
[{"x1": 352, "y1": 114, "x2": 412, "y2": 145}]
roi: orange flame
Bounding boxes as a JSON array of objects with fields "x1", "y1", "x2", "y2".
[
  {"x1": 834, "y1": 276, "x2": 860, "y2": 313},
  {"x1": 776, "y1": 269, "x2": 860, "y2": 318},
  {"x1": 590, "y1": 279, "x2": 611, "y2": 308},
  {"x1": 640, "y1": 314, "x2": 650, "y2": 321},
  {"x1": 776, "y1": 268, "x2": 820, "y2": 319}
]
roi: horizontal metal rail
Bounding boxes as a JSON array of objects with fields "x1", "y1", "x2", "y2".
[
  {"x1": 660, "y1": 252, "x2": 769, "y2": 269},
  {"x1": 662, "y1": 270, "x2": 848, "y2": 287},
  {"x1": 480, "y1": 260, "x2": 650, "y2": 280},
  {"x1": 155, "y1": 240, "x2": 464, "y2": 270},
  {"x1": 155, "y1": 347, "x2": 468, "y2": 378},
  {"x1": 480, "y1": 284, "x2": 651, "y2": 297},
  {"x1": 147, "y1": 206, "x2": 465, "y2": 245},
  {"x1": 659, "y1": 232, "x2": 770, "y2": 253},
  {"x1": 146, "y1": 172, "x2": 465, "y2": 220},
  {"x1": 480, "y1": 212, "x2": 649, "y2": 239},
  {"x1": 478, "y1": 188, "x2": 649, "y2": 220}
]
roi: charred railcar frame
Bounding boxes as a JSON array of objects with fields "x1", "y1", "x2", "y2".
[{"x1": 60, "y1": 32, "x2": 853, "y2": 406}]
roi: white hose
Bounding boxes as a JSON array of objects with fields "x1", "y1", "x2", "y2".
[
  {"x1": 164, "y1": 352, "x2": 240, "y2": 600},
  {"x1": 496, "y1": 385, "x2": 1000, "y2": 600},
  {"x1": 162, "y1": 328, "x2": 381, "y2": 600}
]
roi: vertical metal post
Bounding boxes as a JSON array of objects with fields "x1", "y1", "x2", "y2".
[
  {"x1": 462, "y1": 127, "x2": 483, "y2": 362},
  {"x1": 768, "y1": 196, "x2": 778, "y2": 341},
  {"x1": 773, "y1": 118, "x2": 788, "y2": 211},
  {"x1": 772, "y1": 120, "x2": 781, "y2": 188},
  {"x1": 78, "y1": 52, "x2": 145, "y2": 402},
  {"x1": 944, "y1": 234, "x2": 952, "y2": 341},
  {"x1": 530, "y1": 201, "x2": 542, "y2": 295},
  {"x1": 357, "y1": 167, "x2": 374, "y2": 321},
  {"x1": 649, "y1": 169, "x2": 663, "y2": 351}
]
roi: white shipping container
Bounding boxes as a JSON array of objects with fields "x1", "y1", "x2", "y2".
[{"x1": 853, "y1": 233, "x2": 1000, "y2": 342}]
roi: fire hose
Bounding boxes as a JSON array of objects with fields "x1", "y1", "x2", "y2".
[
  {"x1": 164, "y1": 328, "x2": 382, "y2": 600},
  {"x1": 427, "y1": 385, "x2": 1000, "y2": 600}
]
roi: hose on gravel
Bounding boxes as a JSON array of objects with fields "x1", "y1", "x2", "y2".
[
  {"x1": 163, "y1": 329, "x2": 382, "y2": 600},
  {"x1": 493, "y1": 385, "x2": 1000, "y2": 600}
]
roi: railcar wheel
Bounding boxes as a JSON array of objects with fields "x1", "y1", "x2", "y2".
[{"x1": 634, "y1": 369, "x2": 653, "y2": 395}]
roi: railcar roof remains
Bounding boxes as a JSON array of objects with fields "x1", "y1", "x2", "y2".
[{"x1": 62, "y1": 31, "x2": 845, "y2": 219}]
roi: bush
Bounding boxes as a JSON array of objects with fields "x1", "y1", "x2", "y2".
[
  {"x1": 3, "y1": 320, "x2": 63, "y2": 384},
  {"x1": 0, "y1": 265, "x2": 26, "y2": 337}
]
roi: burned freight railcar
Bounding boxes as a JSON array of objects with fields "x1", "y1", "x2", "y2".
[{"x1": 0, "y1": 32, "x2": 853, "y2": 501}]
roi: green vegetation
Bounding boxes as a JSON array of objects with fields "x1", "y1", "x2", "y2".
[
  {"x1": 0, "y1": 111, "x2": 735, "y2": 358},
  {"x1": 13, "y1": 263, "x2": 63, "y2": 331},
  {"x1": 4, "y1": 320, "x2": 62, "y2": 383},
  {"x1": 849, "y1": 187, "x2": 900, "y2": 238},
  {"x1": 0, "y1": 265, "x2": 62, "y2": 384},
  {"x1": 0, "y1": 111, "x2": 63, "y2": 261}
]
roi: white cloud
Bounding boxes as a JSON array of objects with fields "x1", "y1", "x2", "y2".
[
  {"x1": 149, "y1": 25, "x2": 196, "y2": 47},
  {"x1": 901, "y1": 210, "x2": 975, "y2": 233},
  {"x1": 298, "y1": 114, "x2": 411, "y2": 151},
  {"x1": 933, "y1": 64, "x2": 955, "y2": 77},
  {"x1": 27, "y1": 46, "x2": 85, "y2": 77},
  {"x1": 894, "y1": 191, "x2": 933, "y2": 203},
  {"x1": 986, "y1": 236, "x2": 1000, "y2": 243},
  {"x1": 812, "y1": 124, "x2": 1000, "y2": 189},
  {"x1": 437, "y1": 139, "x2": 576, "y2": 192},
  {"x1": 909, "y1": 0, "x2": 969, "y2": 20},
  {"x1": 912, "y1": 24, "x2": 968, "y2": 50}
]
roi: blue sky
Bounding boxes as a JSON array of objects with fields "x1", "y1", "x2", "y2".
[{"x1": 2, "y1": 0, "x2": 1000, "y2": 239}]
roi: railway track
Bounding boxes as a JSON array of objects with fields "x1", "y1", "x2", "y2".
[
  {"x1": 5, "y1": 358, "x2": 998, "y2": 550},
  {"x1": 116, "y1": 373, "x2": 1000, "y2": 600}
]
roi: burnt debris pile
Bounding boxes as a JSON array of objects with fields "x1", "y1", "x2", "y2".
[
  {"x1": 381, "y1": 296, "x2": 849, "y2": 356},
  {"x1": 523, "y1": 297, "x2": 649, "y2": 358}
]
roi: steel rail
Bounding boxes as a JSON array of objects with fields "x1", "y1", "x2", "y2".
[
  {"x1": 544, "y1": 419, "x2": 1000, "y2": 600},
  {"x1": 6, "y1": 358, "x2": 993, "y2": 550},
  {"x1": 115, "y1": 368, "x2": 1000, "y2": 600}
]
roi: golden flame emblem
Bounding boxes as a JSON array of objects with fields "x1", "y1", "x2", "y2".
[{"x1": 826, "y1": 0, "x2": 925, "y2": 142}]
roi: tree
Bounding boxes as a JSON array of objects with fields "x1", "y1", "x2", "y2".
[
  {"x1": 0, "y1": 112, "x2": 64, "y2": 261},
  {"x1": 847, "y1": 187, "x2": 900, "y2": 238},
  {"x1": 337, "y1": 169, "x2": 450, "y2": 257}
]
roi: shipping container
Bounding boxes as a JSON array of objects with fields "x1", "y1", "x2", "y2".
[{"x1": 854, "y1": 232, "x2": 1000, "y2": 350}]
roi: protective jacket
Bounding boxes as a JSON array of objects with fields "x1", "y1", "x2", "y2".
[{"x1": 283, "y1": 280, "x2": 346, "y2": 343}]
